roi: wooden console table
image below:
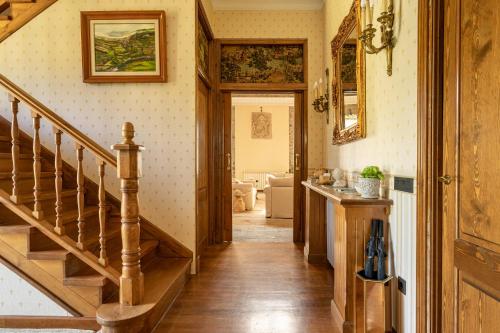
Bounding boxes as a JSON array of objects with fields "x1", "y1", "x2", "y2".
[{"x1": 302, "y1": 181, "x2": 393, "y2": 333}]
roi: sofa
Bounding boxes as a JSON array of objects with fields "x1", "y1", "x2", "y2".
[
  {"x1": 232, "y1": 179, "x2": 257, "y2": 211},
  {"x1": 264, "y1": 175, "x2": 294, "y2": 219}
]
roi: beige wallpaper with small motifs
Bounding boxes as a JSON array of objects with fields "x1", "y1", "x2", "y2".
[
  {"x1": 323, "y1": 1, "x2": 418, "y2": 332},
  {"x1": 0, "y1": 0, "x2": 197, "y2": 257},
  {"x1": 213, "y1": 10, "x2": 326, "y2": 170},
  {"x1": 0, "y1": 263, "x2": 72, "y2": 316},
  {"x1": 323, "y1": 0, "x2": 417, "y2": 177}
]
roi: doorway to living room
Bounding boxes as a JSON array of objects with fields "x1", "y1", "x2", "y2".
[{"x1": 231, "y1": 94, "x2": 295, "y2": 242}]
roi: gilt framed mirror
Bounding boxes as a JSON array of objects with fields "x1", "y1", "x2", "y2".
[{"x1": 331, "y1": 1, "x2": 366, "y2": 145}]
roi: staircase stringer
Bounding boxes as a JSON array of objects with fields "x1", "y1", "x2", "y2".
[{"x1": 0, "y1": 189, "x2": 121, "y2": 285}]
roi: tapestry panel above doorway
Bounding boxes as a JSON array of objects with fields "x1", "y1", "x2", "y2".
[{"x1": 220, "y1": 44, "x2": 305, "y2": 84}]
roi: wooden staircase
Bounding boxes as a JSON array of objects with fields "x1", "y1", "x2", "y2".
[
  {"x1": 0, "y1": 74, "x2": 193, "y2": 332},
  {"x1": 0, "y1": 0, "x2": 57, "y2": 43}
]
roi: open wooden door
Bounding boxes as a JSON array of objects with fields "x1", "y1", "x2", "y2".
[
  {"x1": 222, "y1": 92, "x2": 233, "y2": 242},
  {"x1": 293, "y1": 92, "x2": 305, "y2": 242},
  {"x1": 196, "y1": 79, "x2": 210, "y2": 262},
  {"x1": 441, "y1": 0, "x2": 500, "y2": 331}
]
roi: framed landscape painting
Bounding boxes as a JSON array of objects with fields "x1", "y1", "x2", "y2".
[{"x1": 81, "y1": 11, "x2": 167, "y2": 83}]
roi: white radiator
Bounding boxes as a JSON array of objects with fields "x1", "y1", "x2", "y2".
[
  {"x1": 242, "y1": 171, "x2": 268, "y2": 190},
  {"x1": 388, "y1": 184, "x2": 416, "y2": 333}
]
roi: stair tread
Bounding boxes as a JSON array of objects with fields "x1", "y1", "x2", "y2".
[
  {"x1": 0, "y1": 152, "x2": 31, "y2": 159},
  {"x1": 46, "y1": 206, "x2": 100, "y2": 225},
  {"x1": 97, "y1": 257, "x2": 191, "y2": 321},
  {"x1": 64, "y1": 274, "x2": 108, "y2": 287},
  {"x1": 27, "y1": 249, "x2": 69, "y2": 260},
  {"x1": 16, "y1": 189, "x2": 78, "y2": 203},
  {"x1": 142, "y1": 257, "x2": 191, "y2": 303},
  {"x1": 84, "y1": 222, "x2": 121, "y2": 248},
  {"x1": 109, "y1": 240, "x2": 159, "y2": 270},
  {"x1": 0, "y1": 224, "x2": 33, "y2": 234},
  {"x1": 0, "y1": 171, "x2": 53, "y2": 180},
  {"x1": 0, "y1": 135, "x2": 10, "y2": 142}
]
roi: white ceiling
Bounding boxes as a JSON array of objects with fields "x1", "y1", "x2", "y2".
[{"x1": 211, "y1": 0, "x2": 325, "y2": 11}]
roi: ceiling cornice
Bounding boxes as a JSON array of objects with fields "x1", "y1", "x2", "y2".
[{"x1": 211, "y1": 0, "x2": 324, "y2": 11}]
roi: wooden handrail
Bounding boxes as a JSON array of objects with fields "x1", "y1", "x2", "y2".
[{"x1": 0, "y1": 73, "x2": 117, "y2": 168}]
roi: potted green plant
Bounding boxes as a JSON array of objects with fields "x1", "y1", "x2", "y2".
[{"x1": 355, "y1": 166, "x2": 385, "y2": 199}]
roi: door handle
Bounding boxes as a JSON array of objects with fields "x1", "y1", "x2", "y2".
[
  {"x1": 226, "y1": 153, "x2": 231, "y2": 171},
  {"x1": 295, "y1": 153, "x2": 301, "y2": 171},
  {"x1": 438, "y1": 175, "x2": 453, "y2": 185}
]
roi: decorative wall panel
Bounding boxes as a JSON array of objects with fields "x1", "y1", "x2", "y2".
[
  {"x1": 221, "y1": 44, "x2": 304, "y2": 84},
  {"x1": 198, "y1": 23, "x2": 209, "y2": 76}
]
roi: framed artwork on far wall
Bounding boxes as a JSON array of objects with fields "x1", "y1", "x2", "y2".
[{"x1": 81, "y1": 11, "x2": 167, "y2": 83}]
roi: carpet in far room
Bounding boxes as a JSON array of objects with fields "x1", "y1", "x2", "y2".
[{"x1": 232, "y1": 192, "x2": 293, "y2": 242}]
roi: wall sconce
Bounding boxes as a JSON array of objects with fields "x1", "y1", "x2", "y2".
[
  {"x1": 313, "y1": 69, "x2": 330, "y2": 124},
  {"x1": 360, "y1": 0, "x2": 395, "y2": 76}
]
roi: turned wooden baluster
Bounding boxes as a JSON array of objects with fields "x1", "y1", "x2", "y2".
[
  {"x1": 112, "y1": 122, "x2": 145, "y2": 306},
  {"x1": 76, "y1": 144, "x2": 86, "y2": 250},
  {"x1": 9, "y1": 95, "x2": 20, "y2": 202},
  {"x1": 53, "y1": 128, "x2": 64, "y2": 235},
  {"x1": 32, "y1": 112, "x2": 44, "y2": 219},
  {"x1": 98, "y1": 160, "x2": 108, "y2": 266}
]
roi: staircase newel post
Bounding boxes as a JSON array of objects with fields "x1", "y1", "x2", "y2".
[{"x1": 112, "y1": 122, "x2": 145, "y2": 306}]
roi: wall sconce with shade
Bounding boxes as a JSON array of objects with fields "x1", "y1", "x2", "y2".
[
  {"x1": 313, "y1": 69, "x2": 330, "y2": 124},
  {"x1": 360, "y1": 0, "x2": 395, "y2": 76}
]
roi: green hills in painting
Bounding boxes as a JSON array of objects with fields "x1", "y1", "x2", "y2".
[{"x1": 94, "y1": 28, "x2": 156, "y2": 73}]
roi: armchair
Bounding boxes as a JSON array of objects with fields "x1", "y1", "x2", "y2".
[{"x1": 264, "y1": 176, "x2": 294, "y2": 219}]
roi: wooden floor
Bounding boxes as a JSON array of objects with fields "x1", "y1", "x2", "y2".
[{"x1": 156, "y1": 242, "x2": 337, "y2": 333}]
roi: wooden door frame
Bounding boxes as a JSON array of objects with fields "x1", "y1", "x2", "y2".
[
  {"x1": 213, "y1": 38, "x2": 309, "y2": 244},
  {"x1": 219, "y1": 89, "x2": 308, "y2": 243},
  {"x1": 416, "y1": 0, "x2": 445, "y2": 331},
  {"x1": 195, "y1": 0, "x2": 215, "y2": 266}
]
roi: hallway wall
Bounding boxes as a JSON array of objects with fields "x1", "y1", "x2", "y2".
[
  {"x1": 0, "y1": 0, "x2": 197, "y2": 259},
  {"x1": 234, "y1": 104, "x2": 291, "y2": 179},
  {"x1": 213, "y1": 10, "x2": 326, "y2": 171},
  {"x1": 323, "y1": 1, "x2": 418, "y2": 332},
  {"x1": 323, "y1": 0, "x2": 417, "y2": 176}
]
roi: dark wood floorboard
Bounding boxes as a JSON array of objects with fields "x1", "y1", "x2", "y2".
[{"x1": 155, "y1": 242, "x2": 337, "y2": 333}]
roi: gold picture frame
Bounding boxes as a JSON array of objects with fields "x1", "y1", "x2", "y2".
[{"x1": 81, "y1": 11, "x2": 167, "y2": 83}]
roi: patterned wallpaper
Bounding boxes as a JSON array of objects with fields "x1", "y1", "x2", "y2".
[
  {"x1": 323, "y1": 1, "x2": 418, "y2": 332},
  {"x1": 323, "y1": 0, "x2": 418, "y2": 177},
  {"x1": 213, "y1": 10, "x2": 326, "y2": 169},
  {"x1": 0, "y1": 263, "x2": 71, "y2": 316},
  {"x1": 0, "y1": 0, "x2": 197, "y2": 261}
]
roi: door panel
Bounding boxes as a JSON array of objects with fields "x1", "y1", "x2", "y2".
[
  {"x1": 293, "y1": 92, "x2": 304, "y2": 242},
  {"x1": 196, "y1": 80, "x2": 210, "y2": 256},
  {"x1": 443, "y1": 0, "x2": 500, "y2": 331},
  {"x1": 222, "y1": 92, "x2": 232, "y2": 242}
]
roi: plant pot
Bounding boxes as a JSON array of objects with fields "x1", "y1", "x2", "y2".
[{"x1": 355, "y1": 178, "x2": 380, "y2": 199}]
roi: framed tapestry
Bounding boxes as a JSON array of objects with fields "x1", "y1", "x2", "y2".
[
  {"x1": 198, "y1": 23, "x2": 209, "y2": 78},
  {"x1": 81, "y1": 11, "x2": 167, "y2": 83},
  {"x1": 219, "y1": 39, "x2": 307, "y2": 89}
]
